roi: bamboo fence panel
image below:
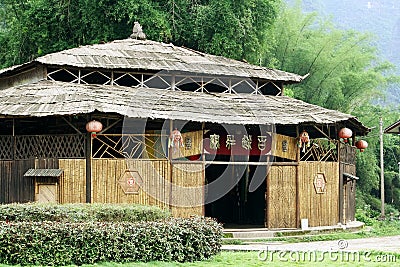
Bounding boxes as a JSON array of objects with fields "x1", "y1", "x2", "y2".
[
  {"x1": 91, "y1": 159, "x2": 170, "y2": 210},
  {"x1": 266, "y1": 165, "x2": 297, "y2": 228},
  {"x1": 58, "y1": 159, "x2": 86, "y2": 203},
  {"x1": 298, "y1": 162, "x2": 339, "y2": 227},
  {"x1": 170, "y1": 162, "x2": 204, "y2": 217}
]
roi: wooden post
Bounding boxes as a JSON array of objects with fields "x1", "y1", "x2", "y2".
[
  {"x1": 201, "y1": 122, "x2": 206, "y2": 216},
  {"x1": 338, "y1": 138, "x2": 344, "y2": 224},
  {"x1": 85, "y1": 130, "x2": 92, "y2": 203},
  {"x1": 168, "y1": 119, "x2": 173, "y2": 212},
  {"x1": 380, "y1": 117, "x2": 385, "y2": 218}
]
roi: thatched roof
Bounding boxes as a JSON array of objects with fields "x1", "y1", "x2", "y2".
[
  {"x1": 0, "y1": 39, "x2": 305, "y2": 83},
  {"x1": 0, "y1": 80, "x2": 367, "y2": 132}
]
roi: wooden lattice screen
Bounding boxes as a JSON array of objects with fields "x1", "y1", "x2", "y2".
[
  {"x1": 0, "y1": 135, "x2": 85, "y2": 160},
  {"x1": 92, "y1": 134, "x2": 167, "y2": 159},
  {"x1": 300, "y1": 139, "x2": 339, "y2": 162},
  {"x1": 0, "y1": 136, "x2": 13, "y2": 160}
]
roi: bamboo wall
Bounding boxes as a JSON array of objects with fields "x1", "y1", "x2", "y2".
[
  {"x1": 87, "y1": 159, "x2": 204, "y2": 217},
  {"x1": 266, "y1": 162, "x2": 340, "y2": 228},
  {"x1": 266, "y1": 165, "x2": 297, "y2": 228},
  {"x1": 170, "y1": 162, "x2": 204, "y2": 217},
  {"x1": 58, "y1": 159, "x2": 86, "y2": 203},
  {"x1": 90, "y1": 159, "x2": 170, "y2": 209},
  {"x1": 298, "y1": 162, "x2": 339, "y2": 227}
]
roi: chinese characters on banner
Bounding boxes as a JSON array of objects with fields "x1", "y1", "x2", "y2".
[{"x1": 204, "y1": 133, "x2": 272, "y2": 155}]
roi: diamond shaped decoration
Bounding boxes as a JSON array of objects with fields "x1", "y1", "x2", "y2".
[
  {"x1": 118, "y1": 170, "x2": 143, "y2": 194},
  {"x1": 314, "y1": 173, "x2": 327, "y2": 194}
]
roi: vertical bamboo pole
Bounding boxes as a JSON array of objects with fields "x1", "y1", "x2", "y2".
[
  {"x1": 295, "y1": 125, "x2": 300, "y2": 228},
  {"x1": 202, "y1": 122, "x2": 206, "y2": 216},
  {"x1": 338, "y1": 136, "x2": 344, "y2": 224},
  {"x1": 85, "y1": 115, "x2": 92, "y2": 203},
  {"x1": 380, "y1": 117, "x2": 385, "y2": 218}
]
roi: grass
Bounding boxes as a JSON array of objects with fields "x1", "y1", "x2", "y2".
[
  {"x1": 72, "y1": 251, "x2": 400, "y2": 266},
  {"x1": 0, "y1": 252, "x2": 398, "y2": 266}
]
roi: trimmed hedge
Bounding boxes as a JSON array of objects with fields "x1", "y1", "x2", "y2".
[
  {"x1": 0, "y1": 217, "x2": 222, "y2": 265},
  {"x1": 0, "y1": 203, "x2": 170, "y2": 222}
]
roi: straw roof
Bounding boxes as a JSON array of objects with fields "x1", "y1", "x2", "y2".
[
  {"x1": 0, "y1": 80, "x2": 367, "y2": 132},
  {"x1": 0, "y1": 39, "x2": 305, "y2": 83}
]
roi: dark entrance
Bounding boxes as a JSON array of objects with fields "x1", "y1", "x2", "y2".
[{"x1": 204, "y1": 156, "x2": 267, "y2": 227}]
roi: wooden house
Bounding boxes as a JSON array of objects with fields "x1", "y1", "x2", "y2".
[{"x1": 0, "y1": 23, "x2": 369, "y2": 228}]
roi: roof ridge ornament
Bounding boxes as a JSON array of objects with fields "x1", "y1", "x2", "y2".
[{"x1": 130, "y1": 22, "x2": 146, "y2": 40}]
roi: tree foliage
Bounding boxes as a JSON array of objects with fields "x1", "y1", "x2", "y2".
[
  {"x1": 0, "y1": 0, "x2": 279, "y2": 68},
  {"x1": 353, "y1": 104, "x2": 400, "y2": 212},
  {"x1": 264, "y1": 2, "x2": 397, "y2": 113}
]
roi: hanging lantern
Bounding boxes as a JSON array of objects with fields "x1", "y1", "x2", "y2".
[
  {"x1": 338, "y1": 127, "x2": 352, "y2": 143},
  {"x1": 86, "y1": 120, "x2": 103, "y2": 138},
  {"x1": 298, "y1": 130, "x2": 310, "y2": 153},
  {"x1": 355, "y1": 140, "x2": 368, "y2": 152}
]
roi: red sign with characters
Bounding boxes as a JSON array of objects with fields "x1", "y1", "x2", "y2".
[{"x1": 203, "y1": 133, "x2": 272, "y2": 156}]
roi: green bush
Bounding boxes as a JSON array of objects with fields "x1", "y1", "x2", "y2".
[
  {"x1": 0, "y1": 217, "x2": 222, "y2": 265},
  {"x1": 0, "y1": 203, "x2": 170, "y2": 222}
]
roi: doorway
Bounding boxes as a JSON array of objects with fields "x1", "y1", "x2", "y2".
[{"x1": 204, "y1": 159, "x2": 266, "y2": 227}]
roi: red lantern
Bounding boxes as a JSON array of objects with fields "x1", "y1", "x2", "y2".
[
  {"x1": 355, "y1": 140, "x2": 368, "y2": 152},
  {"x1": 86, "y1": 120, "x2": 103, "y2": 138},
  {"x1": 339, "y1": 127, "x2": 352, "y2": 142}
]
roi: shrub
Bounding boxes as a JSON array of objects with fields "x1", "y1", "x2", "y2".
[
  {"x1": 0, "y1": 203, "x2": 170, "y2": 223},
  {"x1": 0, "y1": 217, "x2": 222, "y2": 265}
]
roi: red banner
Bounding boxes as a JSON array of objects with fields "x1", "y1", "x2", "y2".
[{"x1": 203, "y1": 133, "x2": 272, "y2": 156}]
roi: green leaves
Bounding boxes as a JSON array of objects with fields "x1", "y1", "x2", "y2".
[
  {"x1": 0, "y1": 217, "x2": 223, "y2": 265},
  {"x1": 0, "y1": 0, "x2": 280, "y2": 68},
  {"x1": 0, "y1": 203, "x2": 170, "y2": 223},
  {"x1": 266, "y1": 2, "x2": 398, "y2": 113}
]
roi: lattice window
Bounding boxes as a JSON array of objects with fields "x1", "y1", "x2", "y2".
[
  {"x1": 92, "y1": 134, "x2": 167, "y2": 159},
  {"x1": 46, "y1": 67, "x2": 282, "y2": 96},
  {"x1": 14, "y1": 135, "x2": 85, "y2": 159},
  {"x1": 80, "y1": 70, "x2": 111, "y2": 85},
  {"x1": 47, "y1": 68, "x2": 79, "y2": 83},
  {"x1": 0, "y1": 136, "x2": 13, "y2": 160},
  {"x1": 113, "y1": 72, "x2": 141, "y2": 87},
  {"x1": 300, "y1": 138, "x2": 338, "y2": 162}
]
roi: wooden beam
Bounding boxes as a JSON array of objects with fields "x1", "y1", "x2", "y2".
[
  {"x1": 99, "y1": 119, "x2": 121, "y2": 134},
  {"x1": 312, "y1": 125, "x2": 331, "y2": 140},
  {"x1": 61, "y1": 117, "x2": 82, "y2": 134}
]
